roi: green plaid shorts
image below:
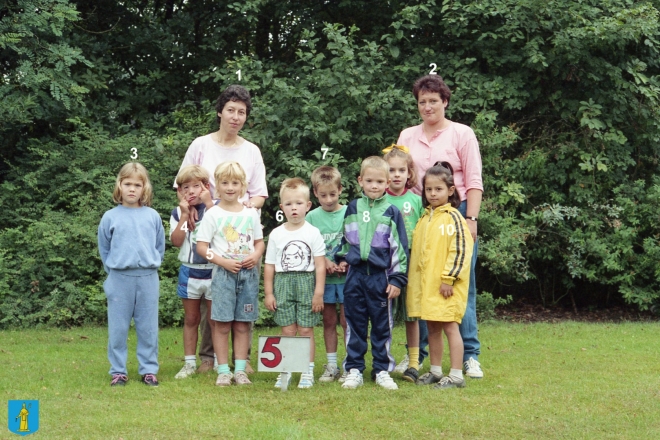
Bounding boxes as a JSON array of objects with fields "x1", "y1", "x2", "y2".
[
  {"x1": 395, "y1": 286, "x2": 420, "y2": 322},
  {"x1": 274, "y1": 271, "x2": 319, "y2": 328}
]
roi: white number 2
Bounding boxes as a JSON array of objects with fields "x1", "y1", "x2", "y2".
[
  {"x1": 362, "y1": 211, "x2": 370, "y2": 222},
  {"x1": 403, "y1": 202, "x2": 412, "y2": 214},
  {"x1": 429, "y1": 63, "x2": 437, "y2": 75}
]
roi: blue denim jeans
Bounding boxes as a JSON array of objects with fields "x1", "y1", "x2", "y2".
[{"x1": 458, "y1": 201, "x2": 481, "y2": 361}]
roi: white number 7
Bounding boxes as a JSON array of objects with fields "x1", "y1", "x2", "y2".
[{"x1": 321, "y1": 147, "x2": 329, "y2": 159}]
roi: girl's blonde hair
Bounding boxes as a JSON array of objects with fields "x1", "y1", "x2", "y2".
[
  {"x1": 112, "y1": 162, "x2": 153, "y2": 206},
  {"x1": 214, "y1": 161, "x2": 247, "y2": 198},
  {"x1": 383, "y1": 144, "x2": 417, "y2": 190}
]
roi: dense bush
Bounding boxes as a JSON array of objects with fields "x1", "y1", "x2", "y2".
[{"x1": 1, "y1": 0, "x2": 659, "y2": 328}]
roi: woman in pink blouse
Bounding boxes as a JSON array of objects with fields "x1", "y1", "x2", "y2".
[{"x1": 397, "y1": 74, "x2": 484, "y2": 379}]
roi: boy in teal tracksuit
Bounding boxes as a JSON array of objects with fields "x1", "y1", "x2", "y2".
[{"x1": 335, "y1": 157, "x2": 409, "y2": 390}]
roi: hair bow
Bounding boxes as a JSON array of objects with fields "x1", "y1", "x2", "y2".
[{"x1": 382, "y1": 144, "x2": 409, "y2": 154}]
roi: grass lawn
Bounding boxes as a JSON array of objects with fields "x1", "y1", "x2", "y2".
[{"x1": 2, "y1": 321, "x2": 659, "y2": 439}]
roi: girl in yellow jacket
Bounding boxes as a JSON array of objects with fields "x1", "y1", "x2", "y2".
[{"x1": 407, "y1": 161, "x2": 474, "y2": 389}]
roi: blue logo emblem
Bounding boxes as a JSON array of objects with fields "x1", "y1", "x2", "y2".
[{"x1": 8, "y1": 400, "x2": 39, "y2": 436}]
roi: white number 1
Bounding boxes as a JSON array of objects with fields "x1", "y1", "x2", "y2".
[{"x1": 236, "y1": 69, "x2": 241, "y2": 81}]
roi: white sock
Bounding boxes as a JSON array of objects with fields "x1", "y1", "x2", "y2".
[
  {"x1": 326, "y1": 352, "x2": 337, "y2": 368},
  {"x1": 430, "y1": 365, "x2": 443, "y2": 377},
  {"x1": 213, "y1": 354, "x2": 218, "y2": 368},
  {"x1": 309, "y1": 362, "x2": 315, "y2": 375},
  {"x1": 184, "y1": 355, "x2": 196, "y2": 366},
  {"x1": 450, "y1": 368, "x2": 463, "y2": 381}
]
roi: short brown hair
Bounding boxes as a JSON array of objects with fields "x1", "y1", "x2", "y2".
[
  {"x1": 412, "y1": 75, "x2": 452, "y2": 108},
  {"x1": 175, "y1": 165, "x2": 210, "y2": 187},
  {"x1": 279, "y1": 177, "x2": 310, "y2": 201},
  {"x1": 310, "y1": 166, "x2": 342, "y2": 191},
  {"x1": 215, "y1": 85, "x2": 252, "y2": 124},
  {"x1": 213, "y1": 161, "x2": 247, "y2": 198},
  {"x1": 112, "y1": 162, "x2": 153, "y2": 206},
  {"x1": 360, "y1": 156, "x2": 389, "y2": 178}
]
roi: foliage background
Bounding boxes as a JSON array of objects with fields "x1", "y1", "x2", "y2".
[{"x1": 0, "y1": 0, "x2": 658, "y2": 327}]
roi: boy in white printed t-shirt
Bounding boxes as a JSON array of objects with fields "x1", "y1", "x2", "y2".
[
  {"x1": 195, "y1": 162, "x2": 264, "y2": 386},
  {"x1": 170, "y1": 165, "x2": 219, "y2": 379},
  {"x1": 306, "y1": 166, "x2": 348, "y2": 383},
  {"x1": 264, "y1": 177, "x2": 326, "y2": 389}
]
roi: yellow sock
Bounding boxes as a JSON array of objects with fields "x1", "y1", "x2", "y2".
[{"x1": 408, "y1": 348, "x2": 420, "y2": 370}]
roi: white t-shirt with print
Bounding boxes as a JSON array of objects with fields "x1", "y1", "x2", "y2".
[
  {"x1": 265, "y1": 222, "x2": 325, "y2": 272},
  {"x1": 195, "y1": 206, "x2": 263, "y2": 261}
]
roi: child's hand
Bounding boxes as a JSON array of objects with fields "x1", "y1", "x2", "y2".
[
  {"x1": 312, "y1": 291, "x2": 324, "y2": 313},
  {"x1": 221, "y1": 258, "x2": 242, "y2": 274},
  {"x1": 187, "y1": 206, "x2": 198, "y2": 231},
  {"x1": 265, "y1": 294, "x2": 277, "y2": 311},
  {"x1": 177, "y1": 189, "x2": 190, "y2": 215},
  {"x1": 325, "y1": 258, "x2": 337, "y2": 275},
  {"x1": 241, "y1": 253, "x2": 259, "y2": 269},
  {"x1": 199, "y1": 186, "x2": 213, "y2": 207},
  {"x1": 386, "y1": 284, "x2": 401, "y2": 299},
  {"x1": 337, "y1": 261, "x2": 348, "y2": 272},
  {"x1": 440, "y1": 283, "x2": 454, "y2": 298}
]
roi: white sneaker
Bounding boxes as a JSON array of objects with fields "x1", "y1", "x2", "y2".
[
  {"x1": 298, "y1": 372, "x2": 315, "y2": 389},
  {"x1": 341, "y1": 368, "x2": 364, "y2": 389},
  {"x1": 375, "y1": 371, "x2": 398, "y2": 390},
  {"x1": 338, "y1": 370, "x2": 348, "y2": 383},
  {"x1": 394, "y1": 354, "x2": 409, "y2": 374},
  {"x1": 174, "y1": 363, "x2": 196, "y2": 379},
  {"x1": 318, "y1": 364, "x2": 341, "y2": 382},
  {"x1": 464, "y1": 357, "x2": 484, "y2": 379},
  {"x1": 274, "y1": 373, "x2": 292, "y2": 389}
]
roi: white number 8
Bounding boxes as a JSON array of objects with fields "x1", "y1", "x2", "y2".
[
  {"x1": 403, "y1": 202, "x2": 412, "y2": 214},
  {"x1": 362, "y1": 211, "x2": 370, "y2": 222}
]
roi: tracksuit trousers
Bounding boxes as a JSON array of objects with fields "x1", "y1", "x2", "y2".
[
  {"x1": 104, "y1": 269, "x2": 160, "y2": 376},
  {"x1": 343, "y1": 264, "x2": 395, "y2": 376}
]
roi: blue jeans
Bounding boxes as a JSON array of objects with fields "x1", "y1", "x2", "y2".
[{"x1": 458, "y1": 201, "x2": 481, "y2": 361}]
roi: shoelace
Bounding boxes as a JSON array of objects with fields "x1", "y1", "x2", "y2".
[
  {"x1": 111, "y1": 374, "x2": 128, "y2": 385},
  {"x1": 143, "y1": 374, "x2": 157, "y2": 383}
]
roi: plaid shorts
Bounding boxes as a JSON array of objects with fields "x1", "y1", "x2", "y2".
[
  {"x1": 396, "y1": 286, "x2": 419, "y2": 322},
  {"x1": 273, "y1": 271, "x2": 319, "y2": 328}
]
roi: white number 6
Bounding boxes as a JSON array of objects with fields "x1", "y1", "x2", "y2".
[
  {"x1": 362, "y1": 211, "x2": 370, "y2": 222},
  {"x1": 276, "y1": 210, "x2": 284, "y2": 222},
  {"x1": 429, "y1": 63, "x2": 437, "y2": 75}
]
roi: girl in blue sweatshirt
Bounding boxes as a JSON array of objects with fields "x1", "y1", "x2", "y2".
[{"x1": 98, "y1": 162, "x2": 165, "y2": 387}]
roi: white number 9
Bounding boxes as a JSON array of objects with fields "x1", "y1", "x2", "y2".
[{"x1": 403, "y1": 202, "x2": 412, "y2": 214}]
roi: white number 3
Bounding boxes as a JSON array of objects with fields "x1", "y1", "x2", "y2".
[
  {"x1": 362, "y1": 211, "x2": 370, "y2": 222},
  {"x1": 130, "y1": 148, "x2": 138, "y2": 159}
]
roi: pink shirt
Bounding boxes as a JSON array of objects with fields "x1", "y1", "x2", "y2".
[
  {"x1": 397, "y1": 122, "x2": 483, "y2": 200},
  {"x1": 174, "y1": 134, "x2": 268, "y2": 204}
]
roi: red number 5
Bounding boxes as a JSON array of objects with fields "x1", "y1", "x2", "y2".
[{"x1": 261, "y1": 337, "x2": 282, "y2": 368}]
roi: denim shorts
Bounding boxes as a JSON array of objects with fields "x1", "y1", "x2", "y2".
[
  {"x1": 323, "y1": 283, "x2": 345, "y2": 304},
  {"x1": 210, "y1": 266, "x2": 259, "y2": 322},
  {"x1": 177, "y1": 265, "x2": 213, "y2": 300}
]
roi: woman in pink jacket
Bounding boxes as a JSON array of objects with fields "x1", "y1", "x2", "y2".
[{"x1": 397, "y1": 74, "x2": 484, "y2": 379}]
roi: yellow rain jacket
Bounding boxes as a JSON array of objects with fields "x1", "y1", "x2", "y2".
[{"x1": 407, "y1": 203, "x2": 474, "y2": 323}]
